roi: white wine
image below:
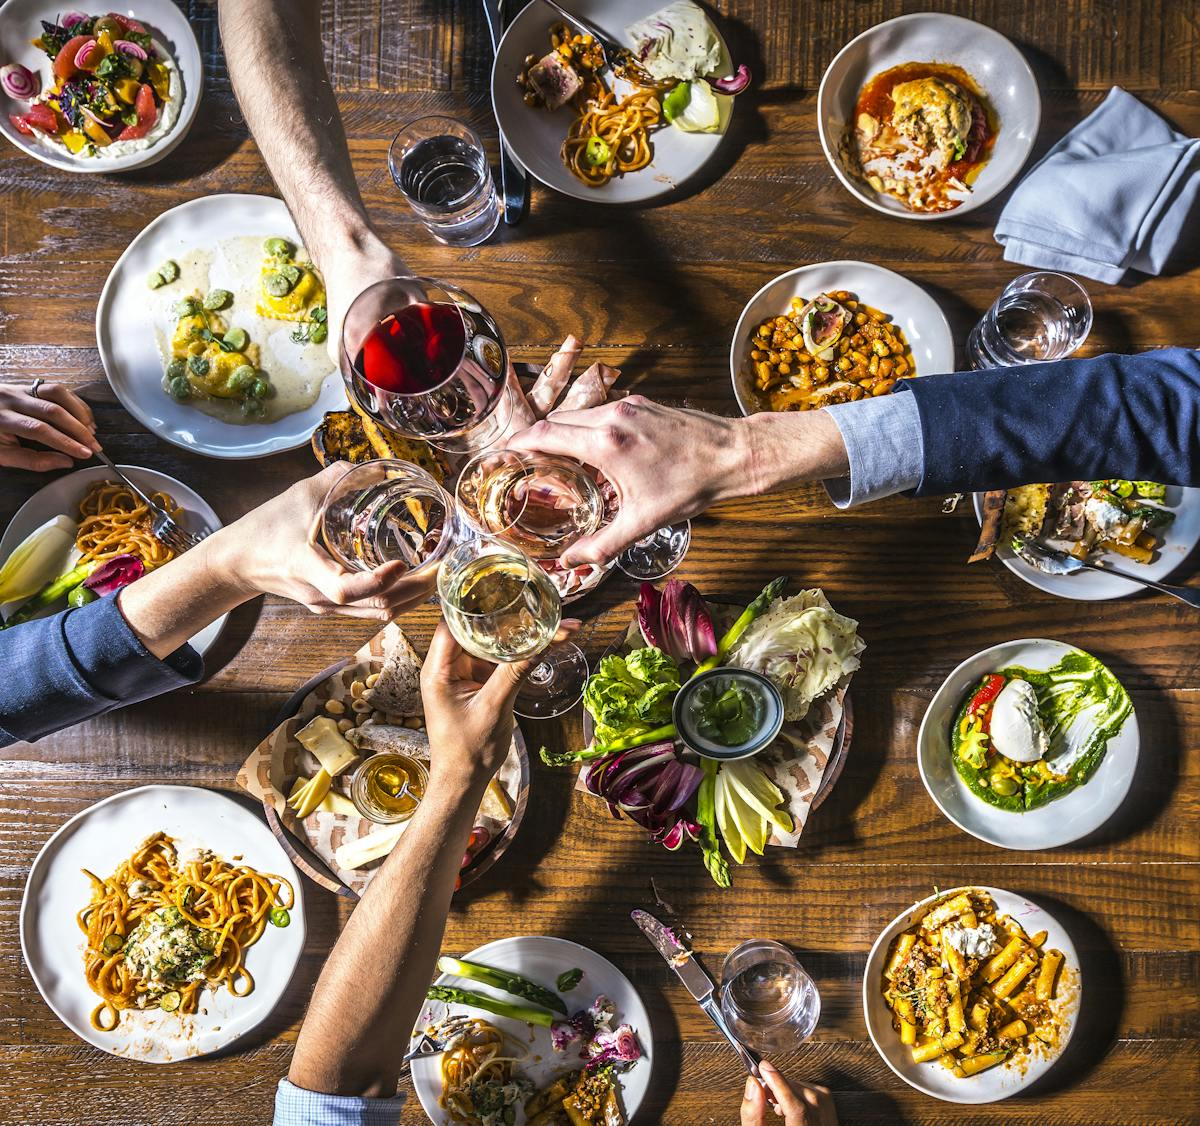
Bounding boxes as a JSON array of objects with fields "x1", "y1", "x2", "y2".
[
  {"x1": 458, "y1": 452, "x2": 602, "y2": 559},
  {"x1": 441, "y1": 552, "x2": 561, "y2": 662}
]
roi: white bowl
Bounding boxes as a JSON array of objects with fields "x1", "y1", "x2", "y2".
[
  {"x1": 863, "y1": 885, "x2": 1081, "y2": 1103},
  {"x1": 491, "y1": 0, "x2": 733, "y2": 204},
  {"x1": 817, "y1": 13, "x2": 1040, "y2": 220},
  {"x1": 917, "y1": 638, "x2": 1139, "y2": 849},
  {"x1": 0, "y1": 1, "x2": 203, "y2": 173},
  {"x1": 728, "y1": 260, "x2": 955, "y2": 416}
]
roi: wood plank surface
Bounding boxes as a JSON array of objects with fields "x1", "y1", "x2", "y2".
[{"x1": 1, "y1": 1, "x2": 1197, "y2": 1123}]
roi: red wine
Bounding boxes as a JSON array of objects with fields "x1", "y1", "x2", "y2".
[{"x1": 355, "y1": 302, "x2": 467, "y2": 394}]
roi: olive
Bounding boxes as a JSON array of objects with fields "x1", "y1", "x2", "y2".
[
  {"x1": 990, "y1": 774, "x2": 1019, "y2": 797},
  {"x1": 167, "y1": 374, "x2": 191, "y2": 400},
  {"x1": 93, "y1": 16, "x2": 124, "y2": 36},
  {"x1": 68, "y1": 585, "x2": 98, "y2": 608},
  {"x1": 309, "y1": 322, "x2": 328, "y2": 345},
  {"x1": 263, "y1": 237, "x2": 294, "y2": 257},
  {"x1": 228, "y1": 365, "x2": 256, "y2": 392},
  {"x1": 203, "y1": 288, "x2": 233, "y2": 311},
  {"x1": 222, "y1": 327, "x2": 249, "y2": 352}
]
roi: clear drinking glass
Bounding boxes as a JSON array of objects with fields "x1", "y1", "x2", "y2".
[
  {"x1": 388, "y1": 116, "x2": 500, "y2": 247},
  {"x1": 456, "y1": 449, "x2": 605, "y2": 561},
  {"x1": 718, "y1": 940, "x2": 821, "y2": 1054},
  {"x1": 616, "y1": 520, "x2": 692, "y2": 581},
  {"x1": 966, "y1": 271, "x2": 1093, "y2": 368},
  {"x1": 340, "y1": 276, "x2": 513, "y2": 453},
  {"x1": 319, "y1": 459, "x2": 463, "y2": 575},
  {"x1": 438, "y1": 539, "x2": 588, "y2": 719}
]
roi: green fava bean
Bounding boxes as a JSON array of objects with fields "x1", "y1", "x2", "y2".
[
  {"x1": 168, "y1": 375, "x2": 192, "y2": 400},
  {"x1": 228, "y1": 365, "x2": 256, "y2": 392},
  {"x1": 165, "y1": 358, "x2": 186, "y2": 381},
  {"x1": 188, "y1": 355, "x2": 210, "y2": 377},
  {"x1": 158, "y1": 259, "x2": 179, "y2": 282},
  {"x1": 264, "y1": 271, "x2": 294, "y2": 297},
  {"x1": 204, "y1": 288, "x2": 233, "y2": 311},
  {"x1": 222, "y1": 327, "x2": 249, "y2": 352},
  {"x1": 250, "y1": 377, "x2": 273, "y2": 399},
  {"x1": 264, "y1": 237, "x2": 294, "y2": 257},
  {"x1": 310, "y1": 323, "x2": 328, "y2": 345},
  {"x1": 148, "y1": 271, "x2": 166, "y2": 289},
  {"x1": 68, "y1": 585, "x2": 98, "y2": 608}
]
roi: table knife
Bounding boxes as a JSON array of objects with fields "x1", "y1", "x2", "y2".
[
  {"x1": 632, "y1": 909, "x2": 771, "y2": 1096},
  {"x1": 479, "y1": 0, "x2": 529, "y2": 226}
]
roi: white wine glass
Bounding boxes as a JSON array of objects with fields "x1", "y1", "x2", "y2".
[
  {"x1": 437, "y1": 538, "x2": 588, "y2": 718},
  {"x1": 455, "y1": 449, "x2": 604, "y2": 560}
]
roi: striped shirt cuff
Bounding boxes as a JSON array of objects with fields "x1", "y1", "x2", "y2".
[
  {"x1": 273, "y1": 1079, "x2": 406, "y2": 1126},
  {"x1": 821, "y1": 390, "x2": 924, "y2": 508}
]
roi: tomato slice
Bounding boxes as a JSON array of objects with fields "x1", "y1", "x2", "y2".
[
  {"x1": 116, "y1": 83, "x2": 157, "y2": 141},
  {"x1": 11, "y1": 103, "x2": 59, "y2": 136},
  {"x1": 52, "y1": 34, "x2": 94, "y2": 80}
]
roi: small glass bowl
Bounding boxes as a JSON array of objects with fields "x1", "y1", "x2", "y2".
[{"x1": 350, "y1": 752, "x2": 429, "y2": 824}]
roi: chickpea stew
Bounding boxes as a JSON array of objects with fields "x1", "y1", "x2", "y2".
[{"x1": 742, "y1": 290, "x2": 916, "y2": 412}]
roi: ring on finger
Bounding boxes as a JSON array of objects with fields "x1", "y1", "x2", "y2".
[{"x1": 29, "y1": 378, "x2": 44, "y2": 400}]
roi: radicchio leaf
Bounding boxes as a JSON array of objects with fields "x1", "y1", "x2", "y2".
[
  {"x1": 83, "y1": 553, "x2": 144, "y2": 596},
  {"x1": 660, "y1": 579, "x2": 717, "y2": 662},
  {"x1": 637, "y1": 581, "x2": 664, "y2": 648},
  {"x1": 708, "y1": 64, "x2": 751, "y2": 95}
]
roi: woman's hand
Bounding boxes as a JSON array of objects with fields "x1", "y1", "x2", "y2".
[
  {"x1": 0, "y1": 382, "x2": 100, "y2": 471},
  {"x1": 207, "y1": 463, "x2": 433, "y2": 619},
  {"x1": 419, "y1": 620, "x2": 580, "y2": 788},
  {"x1": 741, "y1": 1062, "x2": 838, "y2": 1126}
]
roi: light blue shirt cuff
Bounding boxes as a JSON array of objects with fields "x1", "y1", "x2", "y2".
[
  {"x1": 821, "y1": 391, "x2": 925, "y2": 508},
  {"x1": 273, "y1": 1079, "x2": 406, "y2": 1126}
]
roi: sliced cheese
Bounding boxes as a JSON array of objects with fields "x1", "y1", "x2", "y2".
[
  {"x1": 295, "y1": 715, "x2": 359, "y2": 777},
  {"x1": 286, "y1": 775, "x2": 356, "y2": 818},
  {"x1": 287, "y1": 769, "x2": 332, "y2": 818},
  {"x1": 335, "y1": 821, "x2": 410, "y2": 870}
]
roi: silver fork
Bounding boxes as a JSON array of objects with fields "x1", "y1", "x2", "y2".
[
  {"x1": 93, "y1": 451, "x2": 205, "y2": 553},
  {"x1": 403, "y1": 1014, "x2": 475, "y2": 1062}
]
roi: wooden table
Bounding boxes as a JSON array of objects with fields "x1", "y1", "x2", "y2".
[{"x1": 1, "y1": 1, "x2": 1197, "y2": 1122}]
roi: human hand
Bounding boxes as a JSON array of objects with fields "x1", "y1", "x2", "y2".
[
  {"x1": 741, "y1": 1062, "x2": 837, "y2": 1126},
  {"x1": 0, "y1": 381, "x2": 100, "y2": 471},
  {"x1": 506, "y1": 335, "x2": 621, "y2": 433},
  {"x1": 420, "y1": 619, "x2": 581, "y2": 787},
  {"x1": 208, "y1": 463, "x2": 433, "y2": 619},
  {"x1": 320, "y1": 237, "x2": 409, "y2": 367}
]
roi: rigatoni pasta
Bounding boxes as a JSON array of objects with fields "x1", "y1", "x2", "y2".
[{"x1": 880, "y1": 888, "x2": 1067, "y2": 1079}]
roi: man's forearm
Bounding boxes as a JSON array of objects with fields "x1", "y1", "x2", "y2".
[
  {"x1": 741, "y1": 408, "x2": 851, "y2": 497},
  {"x1": 287, "y1": 773, "x2": 489, "y2": 1097},
  {"x1": 219, "y1": 0, "x2": 383, "y2": 272}
]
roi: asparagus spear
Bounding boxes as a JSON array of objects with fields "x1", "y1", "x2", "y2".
[
  {"x1": 0, "y1": 560, "x2": 97, "y2": 630},
  {"x1": 426, "y1": 984, "x2": 555, "y2": 1027},
  {"x1": 692, "y1": 576, "x2": 787, "y2": 677},
  {"x1": 437, "y1": 956, "x2": 567, "y2": 1015}
]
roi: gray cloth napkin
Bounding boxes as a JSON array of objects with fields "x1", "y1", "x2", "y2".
[{"x1": 994, "y1": 86, "x2": 1199, "y2": 284}]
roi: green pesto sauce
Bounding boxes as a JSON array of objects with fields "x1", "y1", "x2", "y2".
[
  {"x1": 950, "y1": 650, "x2": 1132, "y2": 812},
  {"x1": 689, "y1": 678, "x2": 765, "y2": 747}
]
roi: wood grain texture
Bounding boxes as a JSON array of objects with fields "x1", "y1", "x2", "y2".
[{"x1": 1, "y1": 1, "x2": 1198, "y2": 1123}]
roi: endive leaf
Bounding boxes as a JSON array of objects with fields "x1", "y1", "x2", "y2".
[{"x1": 0, "y1": 515, "x2": 77, "y2": 603}]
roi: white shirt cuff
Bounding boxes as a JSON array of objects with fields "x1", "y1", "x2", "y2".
[{"x1": 820, "y1": 391, "x2": 925, "y2": 508}]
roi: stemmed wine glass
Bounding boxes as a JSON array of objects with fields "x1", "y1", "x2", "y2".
[
  {"x1": 437, "y1": 538, "x2": 588, "y2": 719},
  {"x1": 340, "y1": 276, "x2": 515, "y2": 454},
  {"x1": 615, "y1": 520, "x2": 692, "y2": 580}
]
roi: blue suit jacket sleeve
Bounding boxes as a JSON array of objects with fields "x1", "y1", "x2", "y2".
[
  {"x1": 900, "y1": 347, "x2": 1200, "y2": 495},
  {"x1": 0, "y1": 595, "x2": 202, "y2": 747}
]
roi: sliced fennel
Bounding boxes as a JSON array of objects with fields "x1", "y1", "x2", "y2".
[{"x1": 664, "y1": 80, "x2": 722, "y2": 133}]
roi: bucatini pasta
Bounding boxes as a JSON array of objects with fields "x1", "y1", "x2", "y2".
[
  {"x1": 76, "y1": 480, "x2": 180, "y2": 569},
  {"x1": 880, "y1": 888, "x2": 1068, "y2": 1078}
]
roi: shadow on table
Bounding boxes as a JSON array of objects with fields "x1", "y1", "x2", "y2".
[
  {"x1": 198, "y1": 595, "x2": 263, "y2": 681},
  {"x1": 1011, "y1": 892, "x2": 1123, "y2": 1099}
]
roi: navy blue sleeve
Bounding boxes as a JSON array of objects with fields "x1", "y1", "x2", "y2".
[
  {"x1": 0, "y1": 594, "x2": 202, "y2": 747},
  {"x1": 900, "y1": 347, "x2": 1200, "y2": 495}
]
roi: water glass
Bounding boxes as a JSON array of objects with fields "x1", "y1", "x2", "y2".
[
  {"x1": 616, "y1": 520, "x2": 692, "y2": 581},
  {"x1": 719, "y1": 939, "x2": 821, "y2": 1054},
  {"x1": 389, "y1": 116, "x2": 500, "y2": 247},
  {"x1": 966, "y1": 272, "x2": 1093, "y2": 369},
  {"x1": 319, "y1": 459, "x2": 462, "y2": 575}
]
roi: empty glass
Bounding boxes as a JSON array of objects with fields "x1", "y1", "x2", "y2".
[
  {"x1": 319, "y1": 459, "x2": 462, "y2": 575},
  {"x1": 616, "y1": 520, "x2": 692, "y2": 581},
  {"x1": 966, "y1": 272, "x2": 1093, "y2": 369},
  {"x1": 340, "y1": 276, "x2": 514, "y2": 453},
  {"x1": 719, "y1": 939, "x2": 821, "y2": 1054},
  {"x1": 389, "y1": 116, "x2": 499, "y2": 246}
]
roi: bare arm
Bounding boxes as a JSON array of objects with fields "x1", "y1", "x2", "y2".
[
  {"x1": 287, "y1": 623, "x2": 548, "y2": 1095},
  {"x1": 217, "y1": 0, "x2": 405, "y2": 336}
]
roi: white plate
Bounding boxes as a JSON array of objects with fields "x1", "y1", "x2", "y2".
[
  {"x1": 973, "y1": 487, "x2": 1200, "y2": 601},
  {"x1": 0, "y1": 1, "x2": 202, "y2": 173},
  {"x1": 863, "y1": 885, "x2": 1081, "y2": 1103},
  {"x1": 918, "y1": 638, "x2": 1139, "y2": 850},
  {"x1": 413, "y1": 935, "x2": 653, "y2": 1123},
  {"x1": 818, "y1": 13, "x2": 1040, "y2": 220},
  {"x1": 96, "y1": 193, "x2": 347, "y2": 459},
  {"x1": 729, "y1": 261, "x2": 955, "y2": 415},
  {"x1": 20, "y1": 784, "x2": 305, "y2": 1062},
  {"x1": 0, "y1": 464, "x2": 227, "y2": 657},
  {"x1": 492, "y1": 0, "x2": 734, "y2": 203}
]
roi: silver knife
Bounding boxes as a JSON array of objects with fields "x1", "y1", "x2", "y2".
[
  {"x1": 632, "y1": 909, "x2": 773, "y2": 1098},
  {"x1": 479, "y1": 0, "x2": 529, "y2": 226}
]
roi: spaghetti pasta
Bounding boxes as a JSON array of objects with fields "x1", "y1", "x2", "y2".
[
  {"x1": 437, "y1": 1018, "x2": 529, "y2": 1124},
  {"x1": 78, "y1": 832, "x2": 293, "y2": 1031},
  {"x1": 76, "y1": 481, "x2": 180, "y2": 569},
  {"x1": 562, "y1": 87, "x2": 662, "y2": 188}
]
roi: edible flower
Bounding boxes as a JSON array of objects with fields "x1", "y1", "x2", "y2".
[{"x1": 83, "y1": 553, "x2": 144, "y2": 595}]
